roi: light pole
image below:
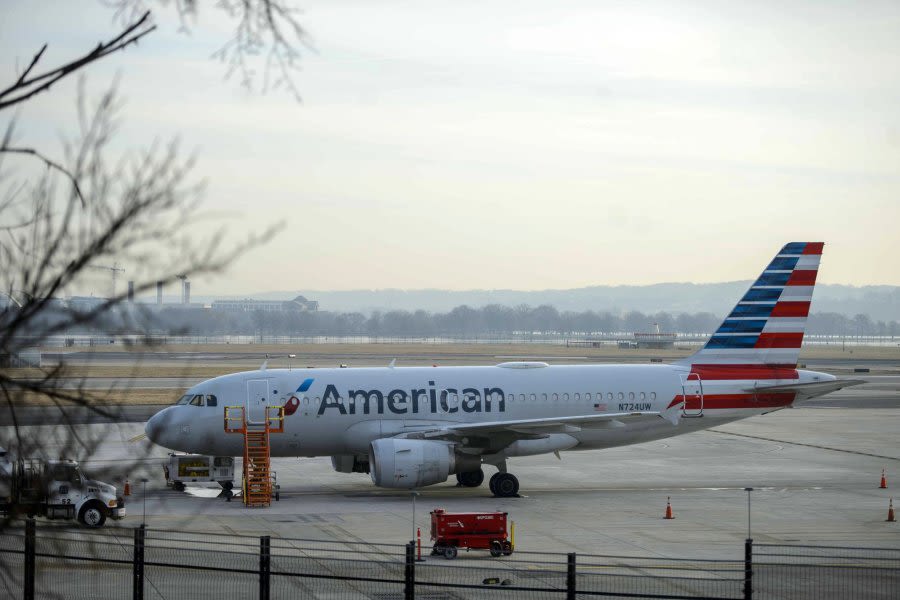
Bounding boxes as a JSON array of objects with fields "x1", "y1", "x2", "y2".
[
  {"x1": 410, "y1": 490, "x2": 419, "y2": 545},
  {"x1": 743, "y1": 487, "x2": 754, "y2": 600},
  {"x1": 744, "y1": 487, "x2": 753, "y2": 539},
  {"x1": 141, "y1": 478, "x2": 149, "y2": 527}
]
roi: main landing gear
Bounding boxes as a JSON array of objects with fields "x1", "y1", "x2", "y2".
[
  {"x1": 488, "y1": 472, "x2": 519, "y2": 498},
  {"x1": 455, "y1": 464, "x2": 520, "y2": 498},
  {"x1": 456, "y1": 469, "x2": 485, "y2": 488}
]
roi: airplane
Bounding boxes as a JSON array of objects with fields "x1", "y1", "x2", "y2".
[{"x1": 145, "y1": 242, "x2": 863, "y2": 497}]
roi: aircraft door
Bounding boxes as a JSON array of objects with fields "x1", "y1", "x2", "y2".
[
  {"x1": 246, "y1": 379, "x2": 270, "y2": 424},
  {"x1": 680, "y1": 373, "x2": 704, "y2": 417}
]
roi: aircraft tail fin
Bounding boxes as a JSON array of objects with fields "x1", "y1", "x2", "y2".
[{"x1": 678, "y1": 242, "x2": 823, "y2": 370}]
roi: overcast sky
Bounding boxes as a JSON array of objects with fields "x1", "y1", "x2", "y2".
[{"x1": 3, "y1": 1, "x2": 900, "y2": 296}]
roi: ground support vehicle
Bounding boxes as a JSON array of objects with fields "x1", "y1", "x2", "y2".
[
  {"x1": 163, "y1": 453, "x2": 235, "y2": 494},
  {"x1": 430, "y1": 508, "x2": 513, "y2": 559},
  {"x1": 0, "y1": 450, "x2": 125, "y2": 528}
]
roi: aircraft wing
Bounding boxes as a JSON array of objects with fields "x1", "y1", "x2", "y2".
[
  {"x1": 744, "y1": 379, "x2": 866, "y2": 401},
  {"x1": 400, "y1": 411, "x2": 674, "y2": 449}
]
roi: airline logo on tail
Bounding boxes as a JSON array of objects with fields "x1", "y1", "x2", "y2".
[{"x1": 685, "y1": 242, "x2": 823, "y2": 370}]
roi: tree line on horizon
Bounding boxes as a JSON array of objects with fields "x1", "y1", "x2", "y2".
[{"x1": 142, "y1": 304, "x2": 898, "y2": 339}]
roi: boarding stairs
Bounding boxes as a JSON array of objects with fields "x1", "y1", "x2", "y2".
[{"x1": 224, "y1": 405, "x2": 284, "y2": 507}]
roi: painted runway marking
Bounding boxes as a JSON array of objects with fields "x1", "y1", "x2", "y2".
[{"x1": 710, "y1": 430, "x2": 900, "y2": 461}]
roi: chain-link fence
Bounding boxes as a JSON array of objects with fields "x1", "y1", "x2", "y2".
[
  {"x1": 753, "y1": 543, "x2": 900, "y2": 600},
  {"x1": 2, "y1": 523, "x2": 899, "y2": 600}
]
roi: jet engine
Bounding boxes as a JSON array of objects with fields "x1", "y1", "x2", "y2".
[{"x1": 369, "y1": 439, "x2": 478, "y2": 489}]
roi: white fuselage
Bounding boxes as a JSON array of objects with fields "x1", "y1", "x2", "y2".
[{"x1": 145, "y1": 362, "x2": 821, "y2": 459}]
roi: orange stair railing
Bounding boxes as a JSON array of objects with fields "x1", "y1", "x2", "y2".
[{"x1": 224, "y1": 405, "x2": 284, "y2": 507}]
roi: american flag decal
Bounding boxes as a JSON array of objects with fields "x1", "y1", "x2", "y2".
[{"x1": 593, "y1": 403, "x2": 607, "y2": 412}]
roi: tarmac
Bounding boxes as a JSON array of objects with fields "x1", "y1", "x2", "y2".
[{"x1": 2, "y1": 345, "x2": 898, "y2": 564}]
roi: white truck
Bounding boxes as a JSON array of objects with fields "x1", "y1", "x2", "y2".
[{"x1": 0, "y1": 448, "x2": 125, "y2": 528}]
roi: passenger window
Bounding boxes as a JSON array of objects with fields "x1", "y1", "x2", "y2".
[
  {"x1": 629, "y1": 392, "x2": 635, "y2": 401},
  {"x1": 206, "y1": 395, "x2": 218, "y2": 407},
  {"x1": 584, "y1": 392, "x2": 591, "y2": 401},
  {"x1": 189, "y1": 395, "x2": 204, "y2": 407},
  {"x1": 303, "y1": 397, "x2": 309, "y2": 405},
  {"x1": 617, "y1": 392, "x2": 624, "y2": 401},
  {"x1": 519, "y1": 394, "x2": 526, "y2": 402},
  {"x1": 574, "y1": 393, "x2": 580, "y2": 401},
  {"x1": 639, "y1": 392, "x2": 646, "y2": 401},
  {"x1": 650, "y1": 392, "x2": 657, "y2": 400},
  {"x1": 542, "y1": 393, "x2": 548, "y2": 402},
  {"x1": 530, "y1": 393, "x2": 536, "y2": 402},
  {"x1": 563, "y1": 393, "x2": 569, "y2": 402},
  {"x1": 607, "y1": 392, "x2": 613, "y2": 401},
  {"x1": 552, "y1": 393, "x2": 559, "y2": 402}
]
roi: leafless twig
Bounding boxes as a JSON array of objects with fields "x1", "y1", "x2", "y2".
[{"x1": 0, "y1": 11, "x2": 156, "y2": 111}]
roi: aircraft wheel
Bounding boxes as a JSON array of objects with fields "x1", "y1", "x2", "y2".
[
  {"x1": 456, "y1": 469, "x2": 484, "y2": 488},
  {"x1": 488, "y1": 473, "x2": 500, "y2": 496},
  {"x1": 444, "y1": 545, "x2": 458, "y2": 560},
  {"x1": 492, "y1": 473, "x2": 519, "y2": 498}
]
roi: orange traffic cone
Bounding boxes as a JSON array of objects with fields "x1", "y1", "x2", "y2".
[
  {"x1": 888, "y1": 499, "x2": 896, "y2": 523},
  {"x1": 664, "y1": 497, "x2": 674, "y2": 520},
  {"x1": 880, "y1": 468, "x2": 888, "y2": 489},
  {"x1": 124, "y1": 479, "x2": 131, "y2": 496}
]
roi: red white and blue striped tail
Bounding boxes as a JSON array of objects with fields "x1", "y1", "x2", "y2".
[{"x1": 680, "y1": 242, "x2": 823, "y2": 370}]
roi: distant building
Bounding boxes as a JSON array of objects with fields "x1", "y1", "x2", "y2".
[
  {"x1": 67, "y1": 296, "x2": 108, "y2": 312},
  {"x1": 211, "y1": 295, "x2": 318, "y2": 313}
]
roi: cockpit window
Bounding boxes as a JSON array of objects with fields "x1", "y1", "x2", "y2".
[
  {"x1": 189, "y1": 394, "x2": 204, "y2": 407},
  {"x1": 206, "y1": 395, "x2": 218, "y2": 407},
  {"x1": 176, "y1": 394, "x2": 192, "y2": 405}
]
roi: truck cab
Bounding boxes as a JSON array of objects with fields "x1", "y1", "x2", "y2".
[{"x1": 0, "y1": 450, "x2": 125, "y2": 528}]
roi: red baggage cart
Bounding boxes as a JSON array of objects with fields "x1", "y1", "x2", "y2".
[{"x1": 430, "y1": 508, "x2": 513, "y2": 559}]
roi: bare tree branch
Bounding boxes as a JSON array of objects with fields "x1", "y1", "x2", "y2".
[
  {"x1": 0, "y1": 11, "x2": 156, "y2": 111},
  {"x1": 0, "y1": 147, "x2": 87, "y2": 209}
]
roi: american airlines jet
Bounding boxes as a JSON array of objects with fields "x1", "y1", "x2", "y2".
[{"x1": 145, "y1": 242, "x2": 860, "y2": 497}]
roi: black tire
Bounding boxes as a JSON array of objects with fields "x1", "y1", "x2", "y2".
[
  {"x1": 79, "y1": 503, "x2": 107, "y2": 528},
  {"x1": 502, "y1": 541, "x2": 513, "y2": 555},
  {"x1": 173, "y1": 481, "x2": 185, "y2": 492},
  {"x1": 493, "y1": 473, "x2": 519, "y2": 498},
  {"x1": 490, "y1": 541, "x2": 502, "y2": 557},
  {"x1": 488, "y1": 473, "x2": 500, "y2": 496},
  {"x1": 457, "y1": 469, "x2": 485, "y2": 488},
  {"x1": 219, "y1": 480, "x2": 234, "y2": 491},
  {"x1": 444, "y1": 545, "x2": 457, "y2": 560}
]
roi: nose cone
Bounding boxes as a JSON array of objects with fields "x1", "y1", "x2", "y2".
[{"x1": 145, "y1": 406, "x2": 175, "y2": 447}]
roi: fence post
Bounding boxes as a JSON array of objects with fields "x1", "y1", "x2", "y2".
[
  {"x1": 567, "y1": 552, "x2": 576, "y2": 600},
  {"x1": 259, "y1": 535, "x2": 271, "y2": 600},
  {"x1": 743, "y1": 538, "x2": 753, "y2": 600},
  {"x1": 404, "y1": 540, "x2": 416, "y2": 600},
  {"x1": 133, "y1": 525, "x2": 145, "y2": 600},
  {"x1": 23, "y1": 518, "x2": 35, "y2": 600}
]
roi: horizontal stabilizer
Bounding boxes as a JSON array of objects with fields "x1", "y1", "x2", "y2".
[{"x1": 744, "y1": 379, "x2": 865, "y2": 400}]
